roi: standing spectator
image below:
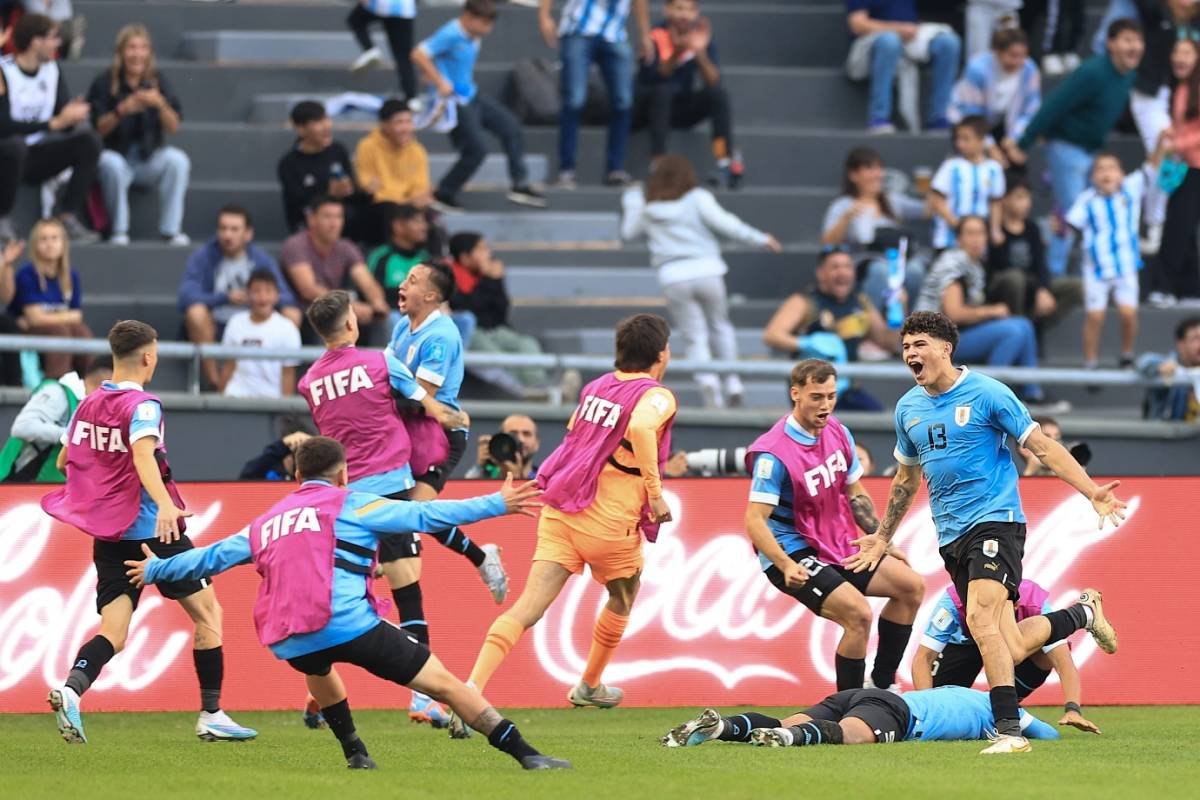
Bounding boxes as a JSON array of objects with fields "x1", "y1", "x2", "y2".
[
  {"x1": 1019, "y1": 0, "x2": 1085, "y2": 74},
  {"x1": 634, "y1": 0, "x2": 741, "y2": 188},
  {"x1": 465, "y1": 413, "x2": 540, "y2": 480},
  {"x1": 367, "y1": 203, "x2": 430, "y2": 329},
  {"x1": 411, "y1": 0, "x2": 545, "y2": 210},
  {"x1": 540, "y1": 0, "x2": 650, "y2": 187},
  {"x1": 949, "y1": 27, "x2": 1041, "y2": 168},
  {"x1": 0, "y1": 13, "x2": 99, "y2": 243},
  {"x1": 346, "y1": 0, "x2": 418, "y2": 100},
  {"x1": 8, "y1": 217, "x2": 90, "y2": 378},
  {"x1": 277, "y1": 100, "x2": 360, "y2": 235},
  {"x1": 844, "y1": 0, "x2": 962, "y2": 134},
  {"x1": 0, "y1": 239, "x2": 25, "y2": 386},
  {"x1": 178, "y1": 205, "x2": 301, "y2": 389},
  {"x1": 620, "y1": 154, "x2": 781, "y2": 408},
  {"x1": 964, "y1": 1, "x2": 1022, "y2": 59},
  {"x1": 1092, "y1": 0, "x2": 1139, "y2": 55},
  {"x1": 88, "y1": 24, "x2": 190, "y2": 246},
  {"x1": 1137, "y1": 315, "x2": 1200, "y2": 420},
  {"x1": 353, "y1": 98, "x2": 433, "y2": 245},
  {"x1": 219, "y1": 269, "x2": 303, "y2": 399},
  {"x1": 1016, "y1": 18, "x2": 1144, "y2": 277},
  {"x1": 928, "y1": 115, "x2": 1006, "y2": 251}
]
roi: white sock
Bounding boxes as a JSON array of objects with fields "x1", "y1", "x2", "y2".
[
  {"x1": 1081, "y1": 604, "x2": 1095, "y2": 629},
  {"x1": 711, "y1": 718, "x2": 725, "y2": 739},
  {"x1": 778, "y1": 727, "x2": 795, "y2": 746}
]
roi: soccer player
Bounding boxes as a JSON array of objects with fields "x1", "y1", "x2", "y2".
[
  {"x1": 745, "y1": 359, "x2": 924, "y2": 692},
  {"x1": 124, "y1": 436, "x2": 570, "y2": 771},
  {"x1": 844, "y1": 310, "x2": 1125, "y2": 754},
  {"x1": 448, "y1": 314, "x2": 677, "y2": 736},
  {"x1": 912, "y1": 579, "x2": 1102, "y2": 734},
  {"x1": 41, "y1": 320, "x2": 256, "y2": 744}
]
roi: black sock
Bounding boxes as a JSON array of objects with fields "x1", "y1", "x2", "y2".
[
  {"x1": 835, "y1": 654, "x2": 866, "y2": 691},
  {"x1": 717, "y1": 712, "x2": 781, "y2": 742},
  {"x1": 322, "y1": 698, "x2": 368, "y2": 759},
  {"x1": 1042, "y1": 605, "x2": 1088, "y2": 644},
  {"x1": 392, "y1": 583, "x2": 429, "y2": 646},
  {"x1": 193, "y1": 646, "x2": 224, "y2": 713},
  {"x1": 487, "y1": 719, "x2": 540, "y2": 763},
  {"x1": 427, "y1": 527, "x2": 486, "y2": 568},
  {"x1": 989, "y1": 685, "x2": 1022, "y2": 736},
  {"x1": 788, "y1": 719, "x2": 844, "y2": 746},
  {"x1": 65, "y1": 635, "x2": 115, "y2": 696},
  {"x1": 871, "y1": 619, "x2": 913, "y2": 689}
]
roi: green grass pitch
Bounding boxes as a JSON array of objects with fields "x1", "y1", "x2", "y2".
[{"x1": 5, "y1": 706, "x2": 1199, "y2": 799}]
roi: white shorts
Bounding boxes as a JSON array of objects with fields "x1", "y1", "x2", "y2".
[{"x1": 1083, "y1": 271, "x2": 1139, "y2": 312}]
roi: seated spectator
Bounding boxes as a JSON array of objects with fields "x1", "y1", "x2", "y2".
[
  {"x1": 367, "y1": 203, "x2": 431, "y2": 329},
  {"x1": 0, "y1": 239, "x2": 26, "y2": 385},
  {"x1": 634, "y1": 0, "x2": 742, "y2": 188},
  {"x1": 88, "y1": 24, "x2": 190, "y2": 246},
  {"x1": 277, "y1": 100, "x2": 360, "y2": 235},
  {"x1": 0, "y1": 13, "x2": 99, "y2": 243},
  {"x1": 280, "y1": 196, "x2": 387, "y2": 331},
  {"x1": 929, "y1": 116, "x2": 1006, "y2": 251},
  {"x1": 915, "y1": 215, "x2": 1050, "y2": 404},
  {"x1": 761, "y1": 246, "x2": 898, "y2": 411},
  {"x1": 219, "y1": 269, "x2": 302, "y2": 399},
  {"x1": 1137, "y1": 316, "x2": 1200, "y2": 421},
  {"x1": 178, "y1": 205, "x2": 300, "y2": 388},
  {"x1": 821, "y1": 146, "x2": 927, "y2": 310},
  {"x1": 949, "y1": 27, "x2": 1041, "y2": 168},
  {"x1": 844, "y1": 0, "x2": 961, "y2": 134},
  {"x1": 354, "y1": 99, "x2": 439, "y2": 246},
  {"x1": 0, "y1": 358, "x2": 108, "y2": 482},
  {"x1": 9, "y1": 218, "x2": 91, "y2": 378},
  {"x1": 464, "y1": 413, "x2": 540, "y2": 479},
  {"x1": 855, "y1": 441, "x2": 874, "y2": 476},
  {"x1": 238, "y1": 417, "x2": 313, "y2": 481}
]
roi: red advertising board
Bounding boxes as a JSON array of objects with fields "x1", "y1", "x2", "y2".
[{"x1": 0, "y1": 478, "x2": 1194, "y2": 713}]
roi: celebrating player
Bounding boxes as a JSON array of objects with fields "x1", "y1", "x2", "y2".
[
  {"x1": 745, "y1": 359, "x2": 924, "y2": 692},
  {"x1": 448, "y1": 314, "x2": 677, "y2": 736},
  {"x1": 123, "y1": 436, "x2": 570, "y2": 771},
  {"x1": 42, "y1": 320, "x2": 256, "y2": 744},
  {"x1": 844, "y1": 311, "x2": 1125, "y2": 754}
]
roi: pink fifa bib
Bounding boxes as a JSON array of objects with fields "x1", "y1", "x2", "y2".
[{"x1": 948, "y1": 579, "x2": 1051, "y2": 640}]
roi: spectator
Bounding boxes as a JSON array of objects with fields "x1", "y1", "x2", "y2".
[
  {"x1": 929, "y1": 115, "x2": 1006, "y2": 251},
  {"x1": 0, "y1": 357, "x2": 108, "y2": 482},
  {"x1": 761, "y1": 246, "x2": 898, "y2": 411},
  {"x1": 239, "y1": 417, "x2": 313, "y2": 481},
  {"x1": 1016, "y1": 414, "x2": 1062, "y2": 476},
  {"x1": 0, "y1": 238, "x2": 25, "y2": 386},
  {"x1": 1017, "y1": 18, "x2": 1144, "y2": 277},
  {"x1": 634, "y1": 0, "x2": 741, "y2": 188},
  {"x1": 465, "y1": 413, "x2": 540, "y2": 479},
  {"x1": 1020, "y1": 0, "x2": 1084, "y2": 74},
  {"x1": 178, "y1": 205, "x2": 300, "y2": 389},
  {"x1": 280, "y1": 196, "x2": 388, "y2": 330},
  {"x1": 1137, "y1": 315, "x2": 1200, "y2": 421},
  {"x1": 844, "y1": 0, "x2": 961, "y2": 134},
  {"x1": 277, "y1": 100, "x2": 360, "y2": 235},
  {"x1": 855, "y1": 441, "x2": 874, "y2": 476},
  {"x1": 915, "y1": 215, "x2": 1050, "y2": 404},
  {"x1": 17, "y1": 1, "x2": 85, "y2": 61},
  {"x1": 949, "y1": 27, "x2": 1041, "y2": 168},
  {"x1": 88, "y1": 23, "x2": 190, "y2": 246},
  {"x1": 218, "y1": 269, "x2": 302, "y2": 399},
  {"x1": 964, "y1": 1, "x2": 1022, "y2": 59},
  {"x1": 821, "y1": 146, "x2": 928, "y2": 310},
  {"x1": 621, "y1": 154, "x2": 780, "y2": 408},
  {"x1": 0, "y1": 13, "x2": 99, "y2": 243},
  {"x1": 1091, "y1": 0, "x2": 1139, "y2": 56},
  {"x1": 9, "y1": 217, "x2": 90, "y2": 378},
  {"x1": 353, "y1": 98, "x2": 434, "y2": 245},
  {"x1": 367, "y1": 203, "x2": 430, "y2": 329},
  {"x1": 411, "y1": 0, "x2": 545, "y2": 210},
  {"x1": 346, "y1": 0, "x2": 418, "y2": 100}
]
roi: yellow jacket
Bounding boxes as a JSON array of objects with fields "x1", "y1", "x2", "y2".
[{"x1": 353, "y1": 128, "x2": 431, "y2": 205}]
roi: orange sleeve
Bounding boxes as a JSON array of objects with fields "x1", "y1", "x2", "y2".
[{"x1": 627, "y1": 388, "x2": 676, "y2": 499}]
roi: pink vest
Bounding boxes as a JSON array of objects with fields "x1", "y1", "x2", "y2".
[
  {"x1": 948, "y1": 579, "x2": 1050, "y2": 640},
  {"x1": 537, "y1": 373, "x2": 675, "y2": 542},
  {"x1": 403, "y1": 414, "x2": 450, "y2": 478},
  {"x1": 41, "y1": 386, "x2": 185, "y2": 541},
  {"x1": 744, "y1": 415, "x2": 858, "y2": 564},
  {"x1": 298, "y1": 346, "x2": 413, "y2": 483}
]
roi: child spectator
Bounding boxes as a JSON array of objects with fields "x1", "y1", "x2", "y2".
[
  {"x1": 949, "y1": 27, "x2": 1041, "y2": 168},
  {"x1": 929, "y1": 115, "x2": 1006, "y2": 251},
  {"x1": 219, "y1": 269, "x2": 302, "y2": 399},
  {"x1": 277, "y1": 101, "x2": 360, "y2": 234}
]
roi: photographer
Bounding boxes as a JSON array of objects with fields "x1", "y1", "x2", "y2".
[
  {"x1": 465, "y1": 414, "x2": 539, "y2": 480},
  {"x1": 662, "y1": 445, "x2": 749, "y2": 477},
  {"x1": 238, "y1": 415, "x2": 314, "y2": 481},
  {"x1": 1016, "y1": 415, "x2": 1091, "y2": 477}
]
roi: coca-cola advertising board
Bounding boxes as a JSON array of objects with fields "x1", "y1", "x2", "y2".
[{"x1": 0, "y1": 478, "x2": 1194, "y2": 713}]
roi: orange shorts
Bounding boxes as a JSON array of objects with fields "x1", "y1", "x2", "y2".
[{"x1": 532, "y1": 515, "x2": 643, "y2": 585}]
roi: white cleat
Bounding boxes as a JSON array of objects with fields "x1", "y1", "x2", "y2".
[
  {"x1": 477, "y1": 543, "x2": 508, "y2": 604},
  {"x1": 980, "y1": 732, "x2": 1031, "y2": 754},
  {"x1": 750, "y1": 728, "x2": 792, "y2": 748},
  {"x1": 661, "y1": 708, "x2": 722, "y2": 748},
  {"x1": 49, "y1": 687, "x2": 86, "y2": 744},
  {"x1": 1078, "y1": 588, "x2": 1118, "y2": 654},
  {"x1": 350, "y1": 46, "x2": 383, "y2": 74},
  {"x1": 567, "y1": 681, "x2": 623, "y2": 708},
  {"x1": 196, "y1": 710, "x2": 257, "y2": 741}
]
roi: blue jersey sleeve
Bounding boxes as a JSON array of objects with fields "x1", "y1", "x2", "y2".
[
  {"x1": 986, "y1": 381, "x2": 1037, "y2": 445},
  {"x1": 384, "y1": 350, "x2": 426, "y2": 400},
  {"x1": 748, "y1": 452, "x2": 788, "y2": 506},
  {"x1": 418, "y1": 20, "x2": 458, "y2": 59},
  {"x1": 347, "y1": 491, "x2": 507, "y2": 535},
  {"x1": 129, "y1": 400, "x2": 163, "y2": 444},
  {"x1": 414, "y1": 331, "x2": 453, "y2": 388},
  {"x1": 144, "y1": 530, "x2": 253, "y2": 584},
  {"x1": 893, "y1": 402, "x2": 919, "y2": 465},
  {"x1": 1020, "y1": 711, "x2": 1061, "y2": 740},
  {"x1": 841, "y1": 422, "x2": 864, "y2": 483},
  {"x1": 920, "y1": 592, "x2": 964, "y2": 653}
]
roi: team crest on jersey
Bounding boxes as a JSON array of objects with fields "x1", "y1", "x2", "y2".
[
  {"x1": 932, "y1": 607, "x2": 953, "y2": 631},
  {"x1": 954, "y1": 405, "x2": 971, "y2": 426},
  {"x1": 406, "y1": 345, "x2": 417, "y2": 364},
  {"x1": 982, "y1": 539, "x2": 999, "y2": 558}
]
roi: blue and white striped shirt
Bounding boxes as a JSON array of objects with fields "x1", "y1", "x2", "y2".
[
  {"x1": 364, "y1": 0, "x2": 416, "y2": 18},
  {"x1": 930, "y1": 156, "x2": 1005, "y2": 249},
  {"x1": 1065, "y1": 169, "x2": 1148, "y2": 280},
  {"x1": 558, "y1": 0, "x2": 633, "y2": 43}
]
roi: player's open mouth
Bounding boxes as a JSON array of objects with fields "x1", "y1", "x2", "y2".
[
  {"x1": 908, "y1": 361, "x2": 924, "y2": 377},
  {"x1": 816, "y1": 412, "x2": 829, "y2": 423}
]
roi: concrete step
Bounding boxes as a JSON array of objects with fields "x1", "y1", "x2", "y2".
[{"x1": 543, "y1": 325, "x2": 772, "y2": 359}]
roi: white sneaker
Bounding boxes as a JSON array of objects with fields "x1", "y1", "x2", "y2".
[
  {"x1": 1063, "y1": 52, "x2": 1081, "y2": 71},
  {"x1": 351, "y1": 46, "x2": 383, "y2": 74},
  {"x1": 477, "y1": 543, "x2": 508, "y2": 604},
  {"x1": 196, "y1": 709, "x2": 257, "y2": 741},
  {"x1": 980, "y1": 732, "x2": 1031, "y2": 754},
  {"x1": 567, "y1": 680, "x2": 624, "y2": 708},
  {"x1": 1042, "y1": 54, "x2": 1065, "y2": 76},
  {"x1": 1147, "y1": 291, "x2": 1177, "y2": 308},
  {"x1": 109, "y1": 233, "x2": 130, "y2": 246},
  {"x1": 164, "y1": 233, "x2": 191, "y2": 247}
]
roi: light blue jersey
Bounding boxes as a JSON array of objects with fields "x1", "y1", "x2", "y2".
[
  {"x1": 930, "y1": 156, "x2": 1005, "y2": 249},
  {"x1": 390, "y1": 309, "x2": 465, "y2": 414},
  {"x1": 1065, "y1": 168, "x2": 1149, "y2": 280},
  {"x1": 558, "y1": 0, "x2": 633, "y2": 43},
  {"x1": 344, "y1": 350, "x2": 427, "y2": 496},
  {"x1": 902, "y1": 686, "x2": 1059, "y2": 741},
  {"x1": 893, "y1": 368, "x2": 1034, "y2": 547},
  {"x1": 920, "y1": 588, "x2": 1063, "y2": 655},
  {"x1": 143, "y1": 480, "x2": 507, "y2": 659},
  {"x1": 417, "y1": 19, "x2": 481, "y2": 101}
]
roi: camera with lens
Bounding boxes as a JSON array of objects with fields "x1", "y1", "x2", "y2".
[
  {"x1": 1066, "y1": 441, "x2": 1091, "y2": 468},
  {"x1": 683, "y1": 447, "x2": 749, "y2": 477},
  {"x1": 487, "y1": 432, "x2": 522, "y2": 465}
]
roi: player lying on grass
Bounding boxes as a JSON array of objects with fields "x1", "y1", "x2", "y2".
[{"x1": 124, "y1": 436, "x2": 570, "y2": 771}]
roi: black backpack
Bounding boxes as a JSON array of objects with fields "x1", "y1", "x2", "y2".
[{"x1": 504, "y1": 57, "x2": 612, "y2": 126}]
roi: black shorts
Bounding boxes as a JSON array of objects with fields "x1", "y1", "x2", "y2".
[
  {"x1": 93, "y1": 536, "x2": 208, "y2": 614},
  {"x1": 377, "y1": 488, "x2": 422, "y2": 563},
  {"x1": 803, "y1": 688, "x2": 910, "y2": 744},
  {"x1": 286, "y1": 620, "x2": 431, "y2": 686},
  {"x1": 413, "y1": 428, "x2": 468, "y2": 494},
  {"x1": 939, "y1": 521, "x2": 1025, "y2": 603},
  {"x1": 764, "y1": 548, "x2": 882, "y2": 615},
  {"x1": 932, "y1": 642, "x2": 1052, "y2": 701}
]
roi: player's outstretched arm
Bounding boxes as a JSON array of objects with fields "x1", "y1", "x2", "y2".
[
  {"x1": 844, "y1": 463, "x2": 921, "y2": 573},
  {"x1": 124, "y1": 533, "x2": 253, "y2": 588},
  {"x1": 1023, "y1": 428, "x2": 1126, "y2": 528},
  {"x1": 1048, "y1": 647, "x2": 1100, "y2": 734},
  {"x1": 911, "y1": 646, "x2": 937, "y2": 690},
  {"x1": 360, "y1": 475, "x2": 541, "y2": 536}
]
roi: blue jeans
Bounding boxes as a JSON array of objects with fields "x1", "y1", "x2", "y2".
[
  {"x1": 1091, "y1": 0, "x2": 1138, "y2": 56},
  {"x1": 558, "y1": 34, "x2": 634, "y2": 173},
  {"x1": 440, "y1": 95, "x2": 528, "y2": 197},
  {"x1": 1044, "y1": 138, "x2": 1094, "y2": 277},
  {"x1": 97, "y1": 145, "x2": 190, "y2": 236},
  {"x1": 862, "y1": 256, "x2": 928, "y2": 315},
  {"x1": 867, "y1": 30, "x2": 961, "y2": 125},
  {"x1": 956, "y1": 316, "x2": 1042, "y2": 399}
]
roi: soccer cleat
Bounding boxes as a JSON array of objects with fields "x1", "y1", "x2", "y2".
[
  {"x1": 350, "y1": 46, "x2": 383, "y2": 74},
  {"x1": 447, "y1": 709, "x2": 473, "y2": 739},
  {"x1": 48, "y1": 687, "x2": 86, "y2": 744},
  {"x1": 477, "y1": 543, "x2": 509, "y2": 604},
  {"x1": 661, "y1": 708, "x2": 722, "y2": 748},
  {"x1": 749, "y1": 728, "x2": 792, "y2": 748},
  {"x1": 567, "y1": 681, "x2": 624, "y2": 708},
  {"x1": 520, "y1": 754, "x2": 572, "y2": 770},
  {"x1": 303, "y1": 696, "x2": 327, "y2": 729},
  {"x1": 409, "y1": 692, "x2": 450, "y2": 729},
  {"x1": 346, "y1": 752, "x2": 378, "y2": 770},
  {"x1": 196, "y1": 710, "x2": 258, "y2": 741},
  {"x1": 980, "y1": 732, "x2": 1032, "y2": 754},
  {"x1": 1078, "y1": 589, "x2": 1118, "y2": 654}
]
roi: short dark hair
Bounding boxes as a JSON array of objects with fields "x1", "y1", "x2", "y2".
[
  {"x1": 422, "y1": 261, "x2": 455, "y2": 302},
  {"x1": 14, "y1": 13, "x2": 56, "y2": 53},
  {"x1": 306, "y1": 290, "x2": 352, "y2": 340},
  {"x1": 448, "y1": 231, "x2": 484, "y2": 261},
  {"x1": 217, "y1": 204, "x2": 252, "y2": 228},
  {"x1": 290, "y1": 100, "x2": 327, "y2": 127},
  {"x1": 900, "y1": 311, "x2": 960, "y2": 353},
  {"x1": 108, "y1": 320, "x2": 158, "y2": 360},
  {"x1": 387, "y1": 203, "x2": 422, "y2": 227},
  {"x1": 1092, "y1": 151, "x2": 1122, "y2": 171},
  {"x1": 294, "y1": 436, "x2": 347, "y2": 481},
  {"x1": 463, "y1": 0, "x2": 497, "y2": 20},
  {"x1": 991, "y1": 27, "x2": 1027, "y2": 52},
  {"x1": 956, "y1": 214, "x2": 987, "y2": 236},
  {"x1": 954, "y1": 115, "x2": 989, "y2": 142},
  {"x1": 1176, "y1": 316, "x2": 1200, "y2": 341},
  {"x1": 247, "y1": 268, "x2": 278, "y2": 289},
  {"x1": 790, "y1": 359, "x2": 838, "y2": 388},
  {"x1": 1107, "y1": 17, "x2": 1142, "y2": 40},
  {"x1": 614, "y1": 314, "x2": 671, "y2": 372},
  {"x1": 378, "y1": 97, "x2": 411, "y2": 121},
  {"x1": 306, "y1": 195, "x2": 342, "y2": 215},
  {"x1": 86, "y1": 358, "x2": 114, "y2": 379},
  {"x1": 1004, "y1": 175, "x2": 1031, "y2": 195}
]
